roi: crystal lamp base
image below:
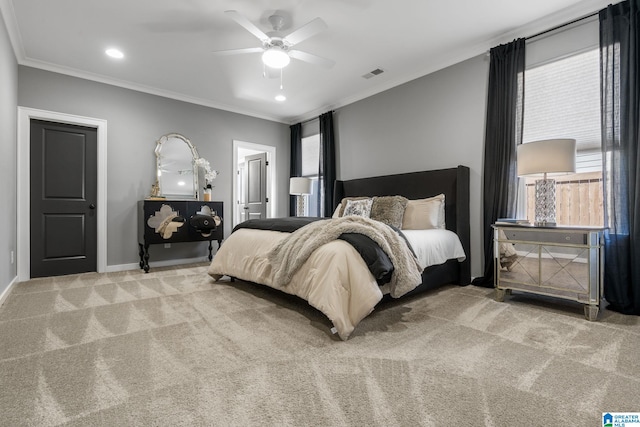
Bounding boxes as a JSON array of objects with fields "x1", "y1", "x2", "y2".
[{"x1": 534, "y1": 178, "x2": 556, "y2": 226}]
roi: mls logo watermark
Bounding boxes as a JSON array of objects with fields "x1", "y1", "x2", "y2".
[{"x1": 603, "y1": 413, "x2": 640, "y2": 427}]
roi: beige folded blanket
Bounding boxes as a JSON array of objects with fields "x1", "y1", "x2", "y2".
[{"x1": 267, "y1": 216, "x2": 424, "y2": 298}]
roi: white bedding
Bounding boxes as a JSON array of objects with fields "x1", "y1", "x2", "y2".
[
  {"x1": 208, "y1": 224, "x2": 466, "y2": 340},
  {"x1": 402, "y1": 229, "x2": 467, "y2": 267}
]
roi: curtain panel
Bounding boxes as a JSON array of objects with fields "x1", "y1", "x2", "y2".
[
  {"x1": 472, "y1": 38, "x2": 525, "y2": 288},
  {"x1": 319, "y1": 111, "x2": 336, "y2": 217},
  {"x1": 290, "y1": 123, "x2": 302, "y2": 217},
  {"x1": 599, "y1": 0, "x2": 640, "y2": 315}
]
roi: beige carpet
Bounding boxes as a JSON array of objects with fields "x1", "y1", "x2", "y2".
[{"x1": 1, "y1": 263, "x2": 638, "y2": 426}]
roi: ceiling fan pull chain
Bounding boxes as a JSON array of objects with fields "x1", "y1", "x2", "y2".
[
  {"x1": 263, "y1": 62, "x2": 266, "y2": 78},
  {"x1": 280, "y1": 68, "x2": 284, "y2": 90}
]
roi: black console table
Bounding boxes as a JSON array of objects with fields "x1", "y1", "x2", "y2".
[{"x1": 138, "y1": 200, "x2": 223, "y2": 272}]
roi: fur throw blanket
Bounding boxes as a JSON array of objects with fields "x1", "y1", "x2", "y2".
[{"x1": 267, "y1": 216, "x2": 424, "y2": 298}]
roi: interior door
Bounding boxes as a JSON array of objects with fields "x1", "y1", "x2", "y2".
[
  {"x1": 243, "y1": 152, "x2": 267, "y2": 221},
  {"x1": 30, "y1": 119, "x2": 98, "y2": 278}
]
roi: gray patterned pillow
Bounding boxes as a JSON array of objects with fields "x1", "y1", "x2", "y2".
[
  {"x1": 343, "y1": 198, "x2": 373, "y2": 217},
  {"x1": 370, "y1": 196, "x2": 409, "y2": 228},
  {"x1": 338, "y1": 197, "x2": 371, "y2": 217}
]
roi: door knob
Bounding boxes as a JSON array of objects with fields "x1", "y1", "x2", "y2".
[{"x1": 89, "y1": 204, "x2": 96, "y2": 209}]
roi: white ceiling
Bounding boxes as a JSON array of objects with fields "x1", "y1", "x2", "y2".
[{"x1": 0, "y1": 0, "x2": 613, "y2": 124}]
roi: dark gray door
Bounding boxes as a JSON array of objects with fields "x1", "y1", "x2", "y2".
[
  {"x1": 243, "y1": 153, "x2": 267, "y2": 221},
  {"x1": 30, "y1": 119, "x2": 98, "y2": 278}
]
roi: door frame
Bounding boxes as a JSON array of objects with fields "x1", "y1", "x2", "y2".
[
  {"x1": 17, "y1": 107, "x2": 107, "y2": 281},
  {"x1": 232, "y1": 140, "x2": 276, "y2": 227}
]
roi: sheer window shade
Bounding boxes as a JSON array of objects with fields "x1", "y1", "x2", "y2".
[
  {"x1": 521, "y1": 19, "x2": 602, "y2": 227},
  {"x1": 525, "y1": 17, "x2": 600, "y2": 161},
  {"x1": 301, "y1": 134, "x2": 319, "y2": 177},
  {"x1": 523, "y1": 48, "x2": 601, "y2": 157}
]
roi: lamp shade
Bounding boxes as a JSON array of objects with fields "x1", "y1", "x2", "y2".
[
  {"x1": 289, "y1": 177, "x2": 312, "y2": 195},
  {"x1": 517, "y1": 139, "x2": 576, "y2": 176}
]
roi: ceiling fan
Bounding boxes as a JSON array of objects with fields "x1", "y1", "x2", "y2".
[{"x1": 214, "y1": 10, "x2": 335, "y2": 71}]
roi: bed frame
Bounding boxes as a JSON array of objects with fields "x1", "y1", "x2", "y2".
[{"x1": 333, "y1": 165, "x2": 471, "y2": 295}]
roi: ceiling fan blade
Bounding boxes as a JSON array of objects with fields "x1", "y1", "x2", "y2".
[
  {"x1": 224, "y1": 10, "x2": 270, "y2": 43},
  {"x1": 283, "y1": 17, "x2": 327, "y2": 46},
  {"x1": 289, "y1": 50, "x2": 335, "y2": 68},
  {"x1": 212, "y1": 47, "x2": 264, "y2": 56}
]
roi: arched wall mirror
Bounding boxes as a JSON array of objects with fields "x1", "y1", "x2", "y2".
[{"x1": 155, "y1": 133, "x2": 199, "y2": 199}]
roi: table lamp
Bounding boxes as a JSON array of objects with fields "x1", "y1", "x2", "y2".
[
  {"x1": 290, "y1": 177, "x2": 313, "y2": 217},
  {"x1": 517, "y1": 138, "x2": 576, "y2": 226}
]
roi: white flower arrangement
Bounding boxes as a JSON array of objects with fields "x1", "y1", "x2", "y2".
[{"x1": 195, "y1": 157, "x2": 219, "y2": 187}]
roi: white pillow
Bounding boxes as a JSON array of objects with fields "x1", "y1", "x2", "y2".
[
  {"x1": 401, "y1": 194, "x2": 446, "y2": 230},
  {"x1": 343, "y1": 198, "x2": 373, "y2": 218},
  {"x1": 332, "y1": 205, "x2": 341, "y2": 218}
]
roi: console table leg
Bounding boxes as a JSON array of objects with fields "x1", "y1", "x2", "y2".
[
  {"x1": 208, "y1": 240, "x2": 213, "y2": 261},
  {"x1": 143, "y1": 244, "x2": 150, "y2": 273},
  {"x1": 138, "y1": 243, "x2": 145, "y2": 269},
  {"x1": 495, "y1": 288, "x2": 507, "y2": 302},
  {"x1": 585, "y1": 305, "x2": 599, "y2": 321}
]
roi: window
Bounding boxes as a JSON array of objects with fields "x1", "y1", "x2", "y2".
[
  {"x1": 521, "y1": 22, "x2": 603, "y2": 226},
  {"x1": 301, "y1": 134, "x2": 321, "y2": 217}
]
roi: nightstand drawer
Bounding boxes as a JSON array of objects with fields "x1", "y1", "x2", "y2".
[{"x1": 502, "y1": 229, "x2": 587, "y2": 245}]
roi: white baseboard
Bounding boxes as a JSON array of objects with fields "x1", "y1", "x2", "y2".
[
  {"x1": 105, "y1": 256, "x2": 210, "y2": 273},
  {"x1": 0, "y1": 276, "x2": 19, "y2": 307}
]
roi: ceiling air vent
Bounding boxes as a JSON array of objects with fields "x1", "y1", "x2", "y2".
[{"x1": 362, "y1": 68, "x2": 385, "y2": 79}]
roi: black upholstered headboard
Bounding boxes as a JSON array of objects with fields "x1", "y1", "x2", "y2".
[{"x1": 333, "y1": 165, "x2": 470, "y2": 284}]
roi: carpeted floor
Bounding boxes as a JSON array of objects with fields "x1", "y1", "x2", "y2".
[{"x1": 1, "y1": 263, "x2": 638, "y2": 426}]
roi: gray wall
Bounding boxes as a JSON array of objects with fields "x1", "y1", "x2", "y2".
[
  {"x1": 18, "y1": 67, "x2": 290, "y2": 268},
  {"x1": 16, "y1": 50, "x2": 489, "y2": 277},
  {"x1": 334, "y1": 54, "x2": 489, "y2": 277},
  {"x1": 0, "y1": 12, "x2": 18, "y2": 294}
]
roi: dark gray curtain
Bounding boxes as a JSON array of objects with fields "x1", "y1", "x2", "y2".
[
  {"x1": 319, "y1": 111, "x2": 336, "y2": 217},
  {"x1": 599, "y1": 0, "x2": 640, "y2": 315},
  {"x1": 472, "y1": 39, "x2": 525, "y2": 288},
  {"x1": 290, "y1": 123, "x2": 302, "y2": 217}
]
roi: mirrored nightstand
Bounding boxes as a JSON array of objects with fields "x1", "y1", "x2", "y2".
[{"x1": 493, "y1": 223, "x2": 605, "y2": 320}]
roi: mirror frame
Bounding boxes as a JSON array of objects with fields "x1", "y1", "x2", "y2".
[{"x1": 155, "y1": 133, "x2": 200, "y2": 199}]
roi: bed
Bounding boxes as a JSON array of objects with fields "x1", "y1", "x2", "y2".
[{"x1": 208, "y1": 165, "x2": 470, "y2": 339}]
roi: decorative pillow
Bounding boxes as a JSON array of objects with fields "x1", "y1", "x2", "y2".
[
  {"x1": 338, "y1": 197, "x2": 371, "y2": 217},
  {"x1": 402, "y1": 194, "x2": 446, "y2": 230},
  {"x1": 370, "y1": 196, "x2": 408, "y2": 228},
  {"x1": 343, "y1": 198, "x2": 373, "y2": 218}
]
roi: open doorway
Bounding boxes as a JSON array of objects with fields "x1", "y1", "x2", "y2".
[{"x1": 232, "y1": 140, "x2": 277, "y2": 227}]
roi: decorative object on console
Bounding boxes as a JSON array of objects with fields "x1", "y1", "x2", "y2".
[
  {"x1": 290, "y1": 177, "x2": 313, "y2": 216},
  {"x1": 149, "y1": 179, "x2": 164, "y2": 199},
  {"x1": 517, "y1": 139, "x2": 576, "y2": 226},
  {"x1": 195, "y1": 157, "x2": 218, "y2": 201},
  {"x1": 203, "y1": 185, "x2": 212, "y2": 201}
]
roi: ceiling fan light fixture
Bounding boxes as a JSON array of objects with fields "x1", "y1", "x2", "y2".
[{"x1": 262, "y1": 47, "x2": 290, "y2": 69}]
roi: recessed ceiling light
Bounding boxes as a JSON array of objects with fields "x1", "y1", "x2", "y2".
[
  {"x1": 105, "y1": 48, "x2": 124, "y2": 59},
  {"x1": 275, "y1": 94, "x2": 286, "y2": 102}
]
